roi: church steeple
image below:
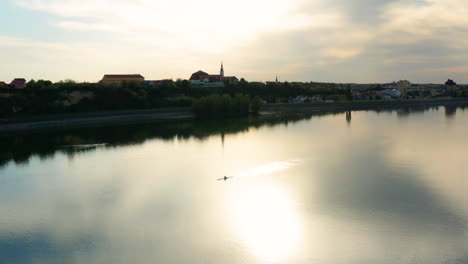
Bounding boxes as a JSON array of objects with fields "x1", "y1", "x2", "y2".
[{"x1": 220, "y1": 61, "x2": 224, "y2": 77}]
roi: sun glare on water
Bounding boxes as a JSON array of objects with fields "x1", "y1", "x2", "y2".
[
  {"x1": 232, "y1": 161, "x2": 295, "y2": 178},
  {"x1": 229, "y1": 184, "x2": 302, "y2": 262}
]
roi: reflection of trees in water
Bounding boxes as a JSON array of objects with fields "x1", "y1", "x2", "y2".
[
  {"x1": 445, "y1": 105, "x2": 457, "y2": 118},
  {"x1": 346, "y1": 111, "x2": 352, "y2": 125},
  {"x1": 396, "y1": 105, "x2": 466, "y2": 119},
  {"x1": 0, "y1": 113, "x2": 323, "y2": 167},
  {"x1": 396, "y1": 105, "x2": 431, "y2": 118},
  {"x1": 1, "y1": 105, "x2": 467, "y2": 168}
]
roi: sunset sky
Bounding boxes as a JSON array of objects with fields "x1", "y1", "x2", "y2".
[{"x1": 1, "y1": 0, "x2": 468, "y2": 83}]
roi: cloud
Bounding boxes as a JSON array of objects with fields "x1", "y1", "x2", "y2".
[
  {"x1": 0, "y1": 34, "x2": 186, "y2": 82},
  {"x1": 382, "y1": 0, "x2": 468, "y2": 35},
  {"x1": 297, "y1": 0, "x2": 400, "y2": 24},
  {"x1": 56, "y1": 21, "x2": 118, "y2": 32},
  {"x1": 422, "y1": 66, "x2": 468, "y2": 73},
  {"x1": 224, "y1": 0, "x2": 468, "y2": 82},
  {"x1": 0, "y1": 35, "x2": 69, "y2": 50},
  {"x1": 6, "y1": 0, "x2": 468, "y2": 82},
  {"x1": 16, "y1": 0, "x2": 309, "y2": 51}
]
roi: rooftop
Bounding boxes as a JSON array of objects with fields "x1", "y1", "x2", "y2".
[
  {"x1": 191, "y1": 71, "x2": 209, "y2": 76},
  {"x1": 103, "y1": 74, "x2": 144, "y2": 79}
]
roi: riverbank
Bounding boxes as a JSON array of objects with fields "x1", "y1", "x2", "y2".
[
  {"x1": 261, "y1": 99, "x2": 468, "y2": 113},
  {"x1": 0, "y1": 108, "x2": 193, "y2": 133},
  {"x1": 1, "y1": 99, "x2": 468, "y2": 134}
]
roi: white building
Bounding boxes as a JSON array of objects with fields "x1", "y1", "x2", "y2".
[{"x1": 380, "y1": 89, "x2": 401, "y2": 97}]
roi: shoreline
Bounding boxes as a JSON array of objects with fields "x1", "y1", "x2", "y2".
[
  {"x1": 1, "y1": 99, "x2": 468, "y2": 134},
  {"x1": 0, "y1": 108, "x2": 193, "y2": 134},
  {"x1": 261, "y1": 99, "x2": 468, "y2": 113}
]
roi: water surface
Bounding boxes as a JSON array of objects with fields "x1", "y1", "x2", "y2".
[{"x1": 1, "y1": 106, "x2": 468, "y2": 264}]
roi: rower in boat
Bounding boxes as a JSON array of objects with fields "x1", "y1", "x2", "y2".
[{"x1": 217, "y1": 176, "x2": 232, "y2": 181}]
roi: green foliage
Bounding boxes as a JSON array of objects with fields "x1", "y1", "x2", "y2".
[
  {"x1": 0, "y1": 98, "x2": 13, "y2": 117},
  {"x1": 346, "y1": 84, "x2": 353, "y2": 101},
  {"x1": 0, "y1": 76, "x2": 358, "y2": 118},
  {"x1": 26, "y1": 79, "x2": 53, "y2": 90},
  {"x1": 192, "y1": 94, "x2": 258, "y2": 118},
  {"x1": 250, "y1": 96, "x2": 263, "y2": 114},
  {"x1": 94, "y1": 83, "x2": 148, "y2": 110}
]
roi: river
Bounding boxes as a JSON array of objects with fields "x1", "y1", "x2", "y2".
[{"x1": 0, "y1": 105, "x2": 467, "y2": 264}]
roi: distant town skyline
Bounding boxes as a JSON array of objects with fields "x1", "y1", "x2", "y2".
[{"x1": 2, "y1": 0, "x2": 468, "y2": 83}]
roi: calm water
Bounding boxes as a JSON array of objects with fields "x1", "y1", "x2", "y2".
[{"x1": 1, "y1": 106, "x2": 468, "y2": 264}]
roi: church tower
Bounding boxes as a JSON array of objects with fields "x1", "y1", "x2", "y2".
[{"x1": 220, "y1": 62, "x2": 224, "y2": 77}]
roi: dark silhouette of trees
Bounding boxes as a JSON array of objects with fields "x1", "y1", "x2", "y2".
[
  {"x1": 192, "y1": 94, "x2": 259, "y2": 118},
  {"x1": 0, "y1": 77, "x2": 362, "y2": 118}
]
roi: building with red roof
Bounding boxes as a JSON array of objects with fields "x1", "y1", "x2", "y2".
[
  {"x1": 101, "y1": 74, "x2": 145, "y2": 85},
  {"x1": 10, "y1": 78, "x2": 26, "y2": 89},
  {"x1": 189, "y1": 63, "x2": 238, "y2": 87}
]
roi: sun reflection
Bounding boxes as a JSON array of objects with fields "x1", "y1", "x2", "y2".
[
  {"x1": 229, "y1": 185, "x2": 302, "y2": 262},
  {"x1": 232, "y1": 161, "x2": 297, "y2": 178}
]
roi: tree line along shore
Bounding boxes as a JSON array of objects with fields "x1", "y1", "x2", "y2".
[{"x1": 1, "y1": 78, "x2": 468, "y2": 121}]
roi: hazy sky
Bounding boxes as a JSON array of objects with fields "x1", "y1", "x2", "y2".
[{"x1": 1, "y1": 0, "x2": 468, "y2": 83}]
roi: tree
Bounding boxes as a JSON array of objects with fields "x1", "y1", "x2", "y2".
[
  {"x1": 26, "y1": 79, "x2": 36, "y2": 89},
  {"x1": 251, "y1": 96, "x2": 263, "y2": 114},
  {"x1": 345, "y1": 84, "x2": 353, "y2": 101},
  {"x1": 192, "y1": 94, "x2": 254, "y2": 118}
]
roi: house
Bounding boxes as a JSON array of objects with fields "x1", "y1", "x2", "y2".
[
  {"x1": 292, "y1": 95, "x2": 309, "y2": 103},
  {"x1": 189, "y1": 63, "x2": 238, "y2": 87},
  {"x1": 189, "y1": 71, "x2": 211, "y2": 82},
  {"x1": 100, "y1": 74, "x2": 144, "y2": 85},
  {"x1": 382, "y1": 82, "x2": 398, "y2": 90},
  {"x1": 381, "y1": 80, "x2": 410, "y2": 96},
  {"x1": 10, "y1": 78, "x2": 26, "y2": 89},
  {"x1": 143, "y1": 80, "x2": 171, "y2": 87},
  {"x1": 380, "y1": 89, "x2": 401, "y2": 97}
]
